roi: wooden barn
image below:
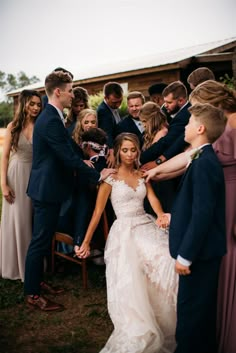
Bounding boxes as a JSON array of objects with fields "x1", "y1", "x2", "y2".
[{"x1": 8, "y1": 37, "x2": 236, "y2": 109}]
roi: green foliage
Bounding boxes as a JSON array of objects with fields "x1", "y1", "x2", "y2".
[
  {"x1": 219, "y1": 74, "x2": 236, "y2": 89},
  {"x1": 0, "y1": 100, "x2": 13, "y2": 127},
  {"x1": 0, "y1": 70, "x2": 40, "y2": 126},
  {"x1": 0, "y1": 70, "x2": 40, "y2": 100},
  {"x1": 89, "y1": 91, "x2": 104, "y2": 111},
  {"x1": 89, "y1": 91, "x2": 128, "y2": 117}
]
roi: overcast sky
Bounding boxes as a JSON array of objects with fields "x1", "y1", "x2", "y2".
[{"x1": 0, "y1": 0, "x2": 236, "y2": 82}]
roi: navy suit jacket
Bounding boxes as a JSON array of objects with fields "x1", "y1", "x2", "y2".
[
  {"x1": 97, "y1": 101, "x2": 118, "y2": 148},
  {"x1": 169, "y1": 145, "x2": 226, "y2": 262},
  {"x1": 140, "y1": 102, "x2": 191, "y2": 164},
  {"x1": 116, "y1": 115, "x2": 143, "y2": 147},
  {"x1": 27, "y1": 104, "x2": 100, "y2": 203}
]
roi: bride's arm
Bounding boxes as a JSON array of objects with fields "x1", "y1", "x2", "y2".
[
  {"x1": 146, "y1": 182, "x2": 170, "y2": 228},
  {"x1": 146, "y1": 182, "x2": 164, "y2": 217},
  {"x1": 75, "y1": 182, "x2": 111, "y2": 258},
  {"x1": 144, "y1": 151, "x2": 190, "y2": 182}
]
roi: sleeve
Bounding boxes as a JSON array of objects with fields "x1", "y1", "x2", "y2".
[
  {"x1": 97, "y1": 107, "x2": 115, "y2": 148},
  {"x1": 103, "y1": 175, "x2": 114, "y2": 186},
  {"x1": 140, "y1": 120, "x2": 187, "y2": 164},
  {"x1": 45, "y1": 118, "x2": 100, "y2": 183},
  {"x1": 163, "y1": 134, "x2": 189, "y2": 160},
  {"x1": 178, "y1": 158, "x2": 222, "y2": 261}
]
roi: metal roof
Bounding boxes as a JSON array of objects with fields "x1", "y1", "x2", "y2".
[{"x1": 7, "y1": 37, "x2": 236, "y2": 96}]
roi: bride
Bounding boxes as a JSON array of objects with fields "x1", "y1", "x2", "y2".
[{"x1": 75, "y1": 132, "x2": 178, "y2": 353}]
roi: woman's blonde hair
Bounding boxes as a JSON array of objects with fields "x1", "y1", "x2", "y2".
[
  {"x1": 72, "y1": 108, "x2": 97, "y2": 145},
  {"x1": 114, "y1": 133, "x2": 140, "y2": 169},
  {"x1": 139, "y1": 102, "x2": 167, "y2": 150}
]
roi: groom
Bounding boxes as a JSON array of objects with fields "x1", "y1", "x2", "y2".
[
  {"x1": 24, "y1": 70, "x2": 114, "y2": 312},
  {"x1": 169, "y1": 103, "x2": 226, "y2": 353}
]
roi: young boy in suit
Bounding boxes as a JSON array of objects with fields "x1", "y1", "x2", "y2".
[{"x1": 169, "y1": 103, "x2": 227, "y2": 353}]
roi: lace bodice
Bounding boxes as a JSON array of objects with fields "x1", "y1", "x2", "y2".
[{"x1": 105, "y1": 176, "x2": 146, "y2": 219}]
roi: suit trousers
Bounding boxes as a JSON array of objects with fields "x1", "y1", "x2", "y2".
[
  {"x1": 175, "y1": 258, "x2": 221, "y2": 353},
  {"x1": 24, "y1": 199, "x2": 61, "y2": 295}
]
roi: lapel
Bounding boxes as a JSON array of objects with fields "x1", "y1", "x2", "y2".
[{"x1": 177, "y1": 145, "x2": 211, "y2": 190}]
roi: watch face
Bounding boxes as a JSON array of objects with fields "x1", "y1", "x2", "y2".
[{"x1": 156, "y1": 158, "x2": 162, "y2": 165}]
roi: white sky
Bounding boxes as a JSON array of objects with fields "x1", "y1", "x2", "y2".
[{"x1": 0, "y1": 0, "x2": 236, "y2": 82}]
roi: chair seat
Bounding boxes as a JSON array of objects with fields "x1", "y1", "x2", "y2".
[{"x1": 51, "y1": 207, "x2": 109, "y2": 289}]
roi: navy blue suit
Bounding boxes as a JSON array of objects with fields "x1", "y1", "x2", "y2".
[
  {"x1": 97, "y1": 101, "x2": 118, "y2": 148},
  {"x1": 24, "y1": 104, "x2": 100, "y2": 295},
  {"x1": 169, "y1": 145, "x2": 226, "y2": 353},
  {"x1": 140, "y1": 102, "x2": 191, "y2": 164},
  {"x1": 116, "y1": 115, "x2": 143, "y2": 147}
]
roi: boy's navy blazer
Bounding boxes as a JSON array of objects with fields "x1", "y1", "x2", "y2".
[
  {"x1": 27, "y1": 104, "x2": 100, "y2": 203},
  {"x1": 97, "y1": 101, "x2": 117, "y2": 148},
  {"x1": 169, "y1": 144, "x2": 226, "y2": 262},
  {"x1": 140, "y1": 102, "x2": 191, "y2": 164}
]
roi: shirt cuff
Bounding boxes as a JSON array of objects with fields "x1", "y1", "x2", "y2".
[{"x1": 177, "y1": 255, "x2": 192, "y2": 267}]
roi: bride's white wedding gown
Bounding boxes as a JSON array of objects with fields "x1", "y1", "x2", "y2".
[{"x1": 100, "y1": 176, "x2": 178, "y2": 353}]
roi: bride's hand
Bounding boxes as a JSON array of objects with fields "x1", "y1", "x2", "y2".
[
  {"x1": 156, "y1": 213, "x2": 171, "y2": 229},
  {"x1": 75, "y1": 242, "x2": 91, "y2": 258}
]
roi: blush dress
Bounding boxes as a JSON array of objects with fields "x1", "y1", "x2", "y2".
[
  {"x1": 100, "y1": 176, "x2": 178, "y2": 353},
  {"x1": 213, "y1": 125, "x2": 236, "y2": 353},
  {"x1": 0, "y1": 133, "x2": 33, "y2": 281}
]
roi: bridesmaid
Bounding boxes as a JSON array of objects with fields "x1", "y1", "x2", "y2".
[{"x1": 0, "y1": 90, "x2": 42, "y2": 281}]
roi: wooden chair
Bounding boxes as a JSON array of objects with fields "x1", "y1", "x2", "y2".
[{"x1": 51, "y1": 210, "x2": 109, "y2": 289}]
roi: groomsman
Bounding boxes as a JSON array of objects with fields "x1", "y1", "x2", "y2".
[
  {"x1": 141, "y1": 81, "x2": 191, "y2": 167},
  {"x1": 97, "y1": 82, "x2": 123, "y2": 167},
  {"x1": 116, "y1": 91, "x2": 145, "y2": 148}
]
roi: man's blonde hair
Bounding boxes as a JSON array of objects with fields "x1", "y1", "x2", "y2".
[{"x1": 189, "y1": 103, "x2": 226, "y2": 143}]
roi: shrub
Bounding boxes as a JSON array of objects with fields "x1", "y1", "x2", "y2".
[
  {"x1": 89, "y1": 91, "x2": 128, "y2": 117},
  {"x1": 0, "y1": 101, "x2": 13, "y2": 127},
  {"x1": 219, "y1": 74, "x2": 236, "y2": 89}
]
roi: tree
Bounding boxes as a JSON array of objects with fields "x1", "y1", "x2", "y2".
[
  {"x1": 0, "y1": 70, "x2": 40, "y2": 97},
  {"x1": 0, "y1": 70, "x2": 40, "y2": 127}
]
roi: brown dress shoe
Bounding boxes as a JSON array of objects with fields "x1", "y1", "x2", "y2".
[
  {"x1": 26, "y1": 295, "x2": 64, "y2": 312},
  {"x1": 40, "y1": 282, "x2": 65, "y2": 295}
]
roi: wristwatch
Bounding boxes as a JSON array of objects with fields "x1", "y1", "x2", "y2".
[{"x1": 155, "y1": 158, "x2": 163, "y2": 165}]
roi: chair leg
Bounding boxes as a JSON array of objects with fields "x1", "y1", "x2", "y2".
[
  {"x1": 82, "y1": 259, "x2": 88, "y2": 289},
  {"x1": 51, "y1": 235, "x2": 56, "y2": 273}
]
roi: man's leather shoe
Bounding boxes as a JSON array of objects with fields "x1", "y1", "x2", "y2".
[
  {"x1": 26, "y1": 295, "x2": 64, "y2": 312},
  {"x1": 40, "y1": 282, "x2": 65, "y2": 295}
]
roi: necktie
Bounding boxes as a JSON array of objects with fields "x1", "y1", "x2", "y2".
[{"x1": 113, "y1": 109, "x2": 121, "y2": 124}]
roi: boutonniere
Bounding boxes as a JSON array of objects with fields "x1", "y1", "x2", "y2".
[
  {"x1": 190, "y1": 148, "x2": 203, "y2": 161},
  {"x1": 186, "y1": 148, "x2": 203, "y2": 168}
]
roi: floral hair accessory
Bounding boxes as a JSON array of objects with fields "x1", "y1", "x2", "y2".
[{"x1": 81, "y1": 141, "x2": 109, "y2": 157}]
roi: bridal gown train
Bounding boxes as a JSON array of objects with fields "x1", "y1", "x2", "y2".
[{"x1": 100, "y1": 176, "x2": 178, "y2": 353}]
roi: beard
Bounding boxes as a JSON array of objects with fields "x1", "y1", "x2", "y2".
[{"x1": 169, "y1": 104, "x2": 181, "y2": 115}]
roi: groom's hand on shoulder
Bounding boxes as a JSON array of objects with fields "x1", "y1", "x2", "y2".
[{"x1": 100, "y1": 168, "x2": 117, "y2": 182}]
